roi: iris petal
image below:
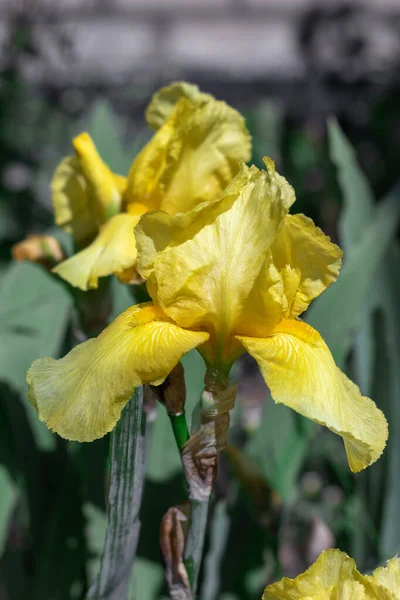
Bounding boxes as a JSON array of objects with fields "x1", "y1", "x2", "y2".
[
  {"x1": 53, "y1": 213, "x2": 140, "y2": 290},
  {"x1": 145, "y1": 81, "x2": 213, "y2": 129},
  {"x1": 51, "y1": 134, "x2": 126, "y2": 244},
  {"x1": 51, "y1": 155, "x2": 97, "y2": 245},
  {"x1": 262, "y1": 549, "x2": 366, "y2": 599},
  {"x1": 126, "y1": 96, "x2": 251, "y2": 215},
  {"x1": 237, "y1": 319, "x2": 387, "y2": 472},
  {"x1": 72, "y1": 133, "x2": 123, "y2": 221},
  {"x1": 136, "y1": 162, "x2": 294, "y2": 366},
  {"x1": 365, "y1": 558, "x2": 400, "y2": 598},
  {"x1": 27, "y1": 303, "x2": 209, "y2": 442},
  {"x1": 271, "y1": 213, "x2": 343, "y2": 318}
]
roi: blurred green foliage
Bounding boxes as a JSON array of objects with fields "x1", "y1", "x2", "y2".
[{"x1": 0, "y1": 65, "x2": 400, "y2": 600}]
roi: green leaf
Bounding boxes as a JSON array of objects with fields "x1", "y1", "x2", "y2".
[
  {"x1": 306, "y1": 184, "x2": 400, "y2": 367},
  {"x1": 84, "y1": 503, "x2": 107, "y2": 583},
  {"x1": 326, "y1": 121, "x2": 400, "y2": 562},
  {"x1": 129, "y1": 558, "x2": 164, "y2": 600},
  {"x1": 0, "y1": 466, "x2": 17, "y2": 555},
  {"x1": 327, "y1": 119, "x2": 377, "y2": 391},
  {"x1": 0, "y1": 262, "x2": 72, "y2": 450},
  {"x1": 88, "y1": 387, "x2": 147, "y2": 600},
  {"x1": 328, "y1": 118, "x2": 375, "y2": 246},
  {"x1": 201, "y1": 501, "x2": 230, "y2": 600},
  {"x1": 376, "y1": 246, "x2": 400, "y2": 559},
  {"x1": 32, "y1": 454, "x2": 88, "y2": 600},
  {"x1": 247, "y1": 397, "x2": 312, "y2": 502}
]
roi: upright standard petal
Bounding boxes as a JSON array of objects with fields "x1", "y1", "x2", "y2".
[
  {"x1": 271, "y1": 213, "x2": 343, "y2": 318},
  {"x1": 51, "y1": 155, "x2": 98, "y2": 245},
  {"x1": 53, "y1": 213, "x2": 140, "y2": 290},
  {"x1": 157, "y1": 97, "x2": 251, "y2": 214},
  {"x1": 145, "y1": 81, "x2": 213, "y2": 130},
  {"x1": 237, "y1": 319, "x2": 387, "y2": 472},
  {"x1": 124, "y1": 116, "x2": 177, "y2": 211},
  {"x1": 52, "y1": 134, "x2": 126, "y2": 244},
  {"x1": 27, "y1": 303, "x2": 209, "y2": 442},
  {"x1": 136, "y1": 162, "x2": 295, "y2": 367},
  {"x1": 72, "y1": 133, "x2": 124, "y2": 222},
  {"x1": 126, "y1": 96, "x2": 251, "y2": 215},
  {"x1": 263, "y1": 549, "x2": 369, "y2": 599}
]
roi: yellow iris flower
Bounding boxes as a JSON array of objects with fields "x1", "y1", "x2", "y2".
[
  {"x1": 51, "y1": 82, "x2": 251, "y2": 289},
  {"x1": 27, "y1": 159, "x2": 387, "y2": 473},
  {"x1": 263, "y1": 549, "x2": 400, "y2": 599}
]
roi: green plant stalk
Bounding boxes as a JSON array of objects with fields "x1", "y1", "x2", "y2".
[
  {"x1": 88, "y1": 386, "x2": 146, "y2": 600},
  {"x1": 169, "y1": 410, "x2": 206, "y2": 592},
  {"x1": 169, "y1": 412, "x2": 190, "y2": 451},
  {"x1": 184, "y1": 500, "x2": 209, "y2": 590},
  {"x1": 182, "y1": 369, "x2": 236, "y2": 593}
]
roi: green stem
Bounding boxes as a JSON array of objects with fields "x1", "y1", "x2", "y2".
[
  {"x1": 169, "y1": 412, "x2": 190, "y2": 451},
  {"x1": 184, "y1": 500, "x2": 210, "y2": 591}
]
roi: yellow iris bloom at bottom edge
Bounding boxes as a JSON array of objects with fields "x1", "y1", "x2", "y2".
[
  {"x1": 263, "y1": 549, "x2": 400, "y2": 599},
  {"x1": 27, "y1": 160, "x2": 387, "y2": 474}
]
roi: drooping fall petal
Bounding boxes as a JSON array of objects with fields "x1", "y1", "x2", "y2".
[
  {"x1": 136, "y1": 161, "x2": 294, "y2": 366},
  {"x1": 145, "y1": 81, "x2": 213, "y2": 130},
  {"x1": 52, "y1": 213, "x2": 140, "y2": 290},
  {"x1": 27, "y1": 303, "x2": 209, "y2": 442},
  {"x1": 262, "y1": 549, "x2": 369, "y2": 599},
  {"x1": 237, "y1": 319, "x2": 387, "y2": 472},
  {"x1": 271, "y1": 213, "x2": 343, "y2": 318},
  {"x1": 126, "y1": 95, "x2": 251, "y2": 215}
]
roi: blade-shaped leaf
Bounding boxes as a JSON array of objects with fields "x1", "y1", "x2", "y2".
[
  {"x1": 326, "y1": 121, "x2": 400, "y2": 562},
  {"x1": 377, "y1": 246, "x2": 400, "y2": 559},
  {"x1": 201, "y1": 501, "x2": 230, "y2": 600},
  {"x1": 306, "y1": 184, "x2": 400, "y2": 367},
  {"x1": 88, "y1": 387, "x2": 146, "y2": 600},
  {"x1": 247, "y1": 397, "x2": 312, "y2": 503},
  {"x1": 328, "y1": 118, "x2": 375, "y2": 246},
  {"x1": 0, "y1": 466, "x2": 17, "y2": 556},
  {"x1": 0, "y1": 262, "x2": 72, "y2": 450}
]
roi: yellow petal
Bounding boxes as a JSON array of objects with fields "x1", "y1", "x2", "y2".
[
  {"x1": 124, "y1": 117, "x2": 176, "y2": 210},
  {"x1": 337, "y1": 580, "x2": 371, "y2": 600},
  {"x1": 158, "y1": 97, "x2": 251, "y2": 214},
  {"x1": 72, "y1": 132, "x2": 124, "y2": 222},
  {"x1": 145, "y1": 81, "x2": 213, "y2": 129},
  {"x1": 365, "y1": 558, "x2": 400, "y2": 599},
  {"x1": 126, "y1": 95, "x2": 251, "y2": 215},
  {"x1": 51, "y1": 135, "x2": 127, "y2": 244},
  {"x1": 237, "y1": 319, "x2": 388, "y2": 472},
  {"x1": 271, "y1": 213, "x2": 343, "y2": 318},
  {"x1": 53, "y1": 213, "x2": 139, "y2": 290},
  {"x1": 136, "y1": 162, "x2": 295, "y2": 367},
  {"x1": 27, "y1": 303, "x2": 209, "y2": 442},
  {"x1": 263, "y1": 549, "x2": 363, "y2": 599},
  {"x1": 51, "y1": 155, "x2": 97, "y2": 245}
]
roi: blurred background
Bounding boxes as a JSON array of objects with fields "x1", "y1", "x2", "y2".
[{"x1": 1, "y1": 0, "x2": 400, "y2": 599}]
